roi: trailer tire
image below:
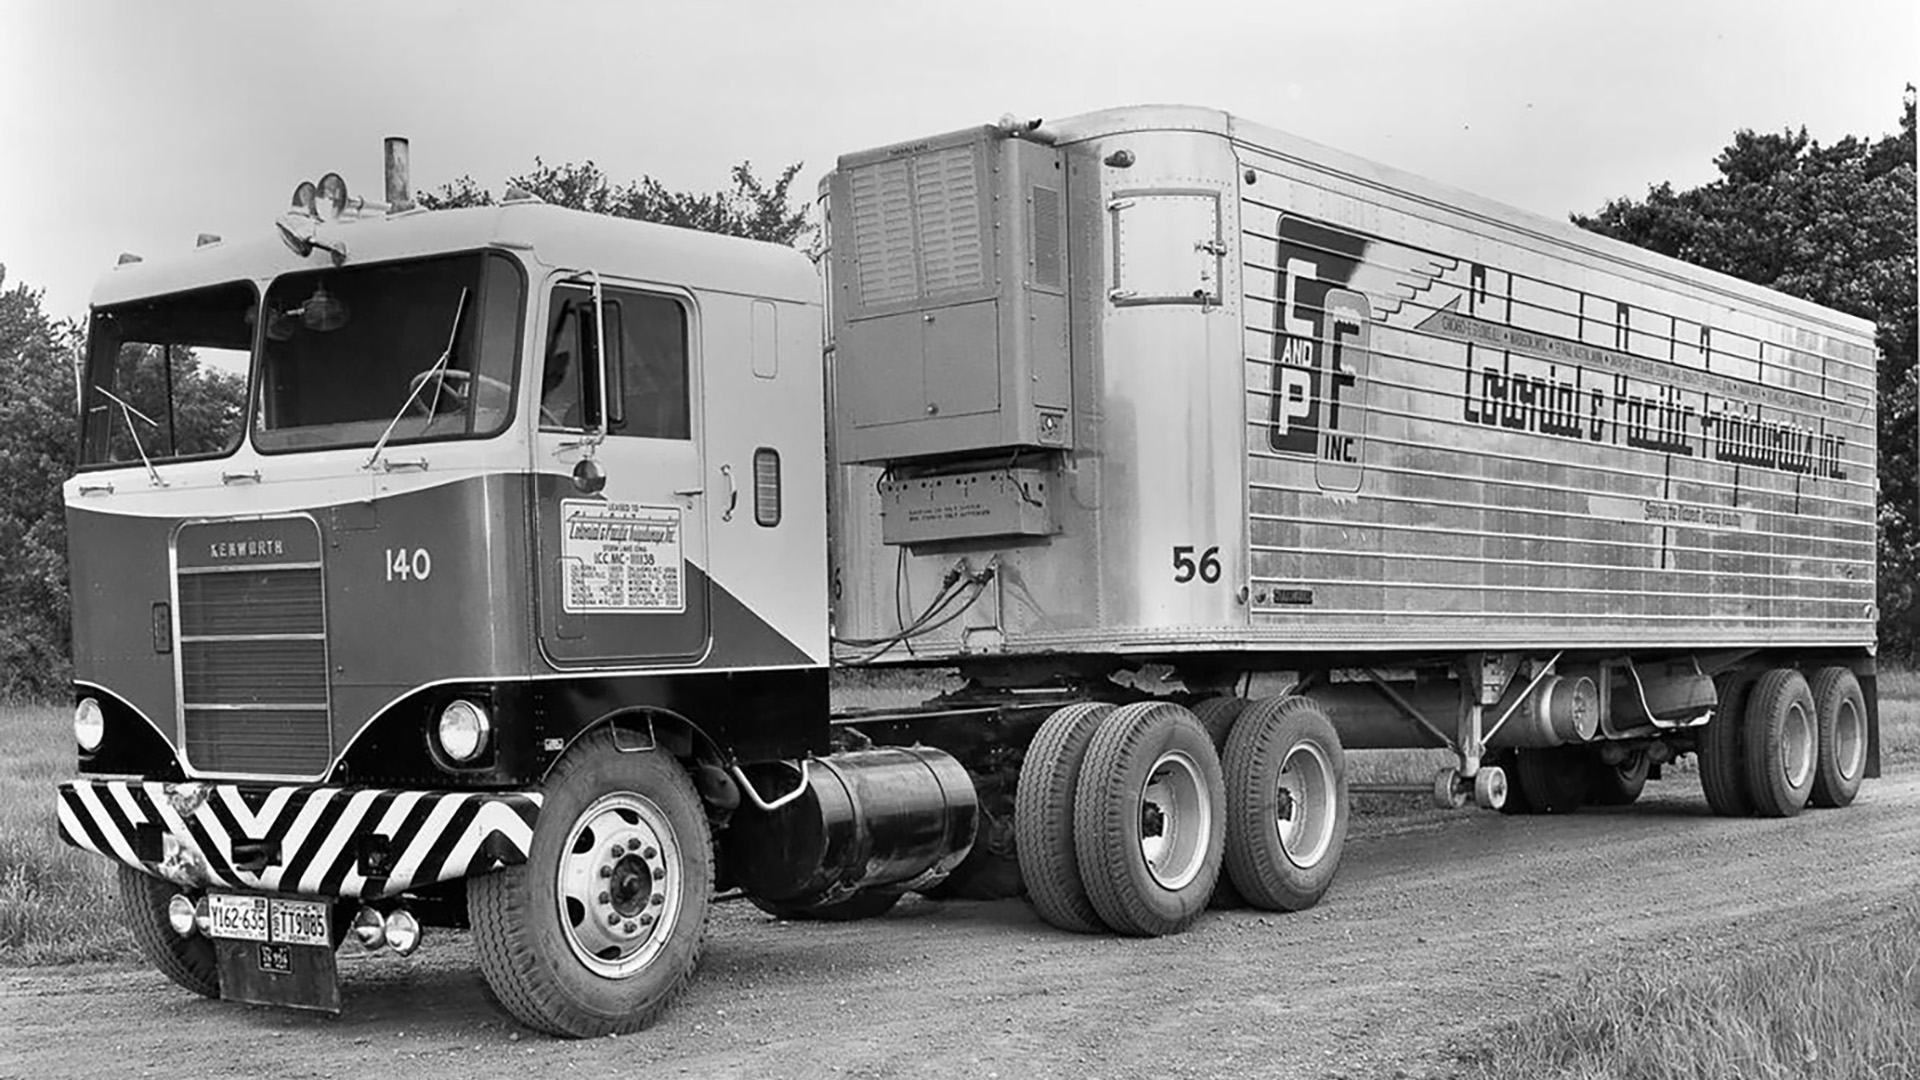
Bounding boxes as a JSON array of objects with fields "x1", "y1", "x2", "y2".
[
  {"x1": 469, "y1": 730, "x2": 712, "y2": 1037},
  {"x1": 750, "y1": 890, "x2": 901, "y2": 922},
  {"x1": 1742, "y1": 668, "x2": 1817, "y2": 818},
  {"x1": 1699, "y1": 672, "x2": 1755, "y2": 816},
  {"x1": 1508, "y1": 747, "x2": 1591, "y2": 814},
  {"x1": 1808, "y1": 667, "x2": 1867, "y2": 809},
  {"x1": 118, "y1": 865, "x2": 218, "y2": 999},
  {"x1": 1190, "y1": 696, "x2": 1250, "y2": 909},
  {"x1": 1221, "y1": 696, "x2": 1348, "y2": 912},
  {"x1": 1588, "y1": 750, "x2": 1651, "y2": 806},
  {"x1": 1015, "y1": 702, "x2": 1115, "y2": 933},
  {"x1": 1074, "y1": 702, "x2": 1224, "y2": 936}
]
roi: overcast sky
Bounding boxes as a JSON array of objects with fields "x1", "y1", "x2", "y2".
[{"x1": 1, "y1": 0, "x2": 1912, "y2": 320}]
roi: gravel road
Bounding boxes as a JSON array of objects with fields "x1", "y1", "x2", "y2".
[{"x1": 5, "y1": 768, "x2": 1915, "y2": 1080}]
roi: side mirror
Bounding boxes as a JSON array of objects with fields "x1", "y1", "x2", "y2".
[{"x1": 571, "y1": 457, "x2": 606, "y2": 494}]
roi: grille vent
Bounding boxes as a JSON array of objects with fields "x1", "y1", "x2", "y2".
[
  {"x1": 1031, "y1": 186, "x2": 1062, "y2": 288},
  {"x1": 847, "y1": 144, "x2": 985, "y2": 309},
  {"x1": 175, "y1": 523, "x2": 331, "y2": 778}
]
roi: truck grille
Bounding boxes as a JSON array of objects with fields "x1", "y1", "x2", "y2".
[{"x1": 175, "y1": 519, "x2": 331, "y2": 778}]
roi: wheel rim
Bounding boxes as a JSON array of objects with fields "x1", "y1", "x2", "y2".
[
  {"x1": 556, "y1": 792, "x2": 683, "y2": 978},
  {"x1": 1276, "y1": 741, "x2": 1337, "y2": 868},
  {"x1": 1139, "y1": 750, "x2": 1210, "y2": 890},
  {"x1": 1780, "y1": 701, "x2": 1815, "y2": 790},
  {"x1": 1832, "y1": 697, "x2": 1866, "y2": 782}
]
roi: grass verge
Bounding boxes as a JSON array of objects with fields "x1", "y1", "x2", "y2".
[
  {"x1": 1446, "y1": 901, "x2": 1920, "y2": 1080},
  {"x1": 0, "y1": 702, "x2": 132, "y2": 965}
]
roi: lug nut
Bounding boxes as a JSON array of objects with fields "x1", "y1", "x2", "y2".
[
  {"x1": 643, "y1": 847, "x2": 656, "y2": 860},
  {"x1": 640, "y1": 914, "x2": 654, "y2": 927},
  {"x1": 623, "y1": 920, "x2": 636, "y2": 933},
  {"x1": 626, "y1": 837, "x2": 640, "y2": 850},
  {"x1": 599, "y1": 865, "x2": 612, "y2": 878},
  {"x1": 653, "y1": 867, "x2": 666, "y2": 880},
  {"x1": 607, "y1": 912, "x2": 621, "y2": 926},
  {"x1": 609, "y1": 845, "x2": 623, "y2": 859},
  {"x1": 598, "y1": 891, "x2": 611, "y2": 904},
  {"x1": 650, "y1": 893, "x2": 664, "y2": 907}
]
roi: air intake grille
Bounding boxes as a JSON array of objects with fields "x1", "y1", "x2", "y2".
[
  {"x1": 175, "y1": 521, "x2": 331, "y2": 778},
  {"x1": 846, "y1": 144, "x2": 985, "y2": 309},
  {"x1": 1031, "y1": 186, "x2": 1061, "y2": 288}
]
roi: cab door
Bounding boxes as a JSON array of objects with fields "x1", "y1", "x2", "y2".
[{"x1": 533, "y1": 279, "x2": 710, "y2": 665}]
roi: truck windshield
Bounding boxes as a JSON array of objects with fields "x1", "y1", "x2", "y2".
[
  {"x1": 79, "y1": 281, "x2": 253, "y2": 468},
  {"x1": 253, "y1": 251, "x2": 524, "y2": 453}
]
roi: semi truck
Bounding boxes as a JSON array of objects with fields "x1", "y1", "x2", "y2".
[{"x1": 56, "y1": 105, "x2": 1881, "y2": 1036}]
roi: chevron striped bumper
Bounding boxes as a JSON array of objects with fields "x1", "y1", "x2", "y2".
[{"x1": 57, "y1": 780, "x2": 543, "y2": 900}]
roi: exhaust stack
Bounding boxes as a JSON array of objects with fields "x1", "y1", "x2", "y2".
[{"x1": 384, "y1": 137, "x2": 412, "y2": 212}]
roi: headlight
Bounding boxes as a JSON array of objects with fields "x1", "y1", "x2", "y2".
[
  {"x1": 167, "y1": 894, "x2": 198, "y2": 937},
  {"x1": 74, "y1": 698, "x2": 105, "y2": 753},
  {"x1": 436, "y1": 699, "x2": 491, "y2": 764},
  {"x1": 383, "y1": 908, "x2": 421, "y2": 955}
]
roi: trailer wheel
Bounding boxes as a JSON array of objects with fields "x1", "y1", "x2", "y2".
[
  {"x1": 749, "y1": 891, "x2": 901, "y2": 922},
  {"x1": 1222, "y1": 696, "x2": 1348, "y2": 912},
  {"x1": 1015, "y1": 702, "x2": 1115, "y2": 933},
  {"x1": 1508, "y1": 747, "x2": 1591, "y2": 814},
  {"x1": 1074, "y1": 702, "x2": 1224, "y2": 936},
  {"x1": 1699, "y1": 672, "x2": 1755, "y2": 816},
  {"x1": 1190, "y1": 696, "x2": 1250, "y2": 909},
  {"x1": 1808, "y1": 667, "x2": 1867, "y2": 809},
  {"x1": 1588, "y1": 750, "x2": 1651, "y2": 806},
  {"x1": 118, "y1": 865, "x2": 218, "y2": 999},
  {"x1": 469, "y1": 729, "x2": 712, "y2": 1037},
  {"x1": 1742, "y1": 668, "x2": 1817, "y2": 818}
]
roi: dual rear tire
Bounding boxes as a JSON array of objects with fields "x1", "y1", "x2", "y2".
[
  {"x1": 1698, "y1": 666, "x2": 1865, "y2": 818},
  {"x1": 1016, "y1": 696, "x2": 1348, "y2": 937}
]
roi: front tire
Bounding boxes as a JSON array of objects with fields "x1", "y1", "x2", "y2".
[
  {"x1": 469, "y1": 730, "x2": 712, "y2": 1037},
  {"x1": 118, "y1": 865, "x2": 217, "y2": 999},
  {"x1": 1015, "y1": 702, "x2": 1115, "y2": 933}
]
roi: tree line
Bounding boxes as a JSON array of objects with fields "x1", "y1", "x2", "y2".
[{"x1": 0, "y1": 108, "x2": 1912, "y2": 698}]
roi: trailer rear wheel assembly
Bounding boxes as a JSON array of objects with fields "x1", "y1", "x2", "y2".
[
  {"x1": 1072, "y1": 702, "x2": 1224, "y2": 936},
  {"x1": 469, "y1": 729, "x2": 711, "y2": 1037},
  {"x1": 1223, "y1": 696, "x2": 1348, "y2": 912},
  {"x1": 1588, "y1": 750, "x2": 1651, "y2": 806},
  {"x1": 1807, "y1": 667, "x2": 1866, "y2": 809},
  {"x1": 118, "y1": 865, "x2": 219, "y2": 999},
  {"x1": 1015, "y1": 702, "x2": 1116, "y2": 933},
  {"x1": 1742, "y1": 668, "x2": 1817, "y2": 817},
  {"x1": 1699, "y1": 673, "x2": 1756, "y2": 816}
]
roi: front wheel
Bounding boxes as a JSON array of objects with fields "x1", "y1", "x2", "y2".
[
  {"x1": 1221, "y1": 696, "x2": 1348, "y2": 912},
  {"x1": 470, "y1": 730, "x2": 712, "y2": 1037},
  {"x1": 118, "y1": 865, "x2": 218, "y2": 999}
]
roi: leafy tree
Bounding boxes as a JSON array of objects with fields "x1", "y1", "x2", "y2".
[
  {"x1": 1575, "y1": 92, "x2": 1918, "y2": 661},
  {"x1": 0, "y1": 265, "x2": 79, "y2": 698},
  {"x1": 419, "y1": 158, "x2": 813, "y2": 248}
]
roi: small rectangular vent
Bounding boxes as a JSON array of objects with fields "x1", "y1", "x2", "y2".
[
  {"x1": 849, "y1": 159, "x2": 917, "y2": 307},
  {"x1": 1031, "y1": 186, "x2": 1061, "y2": 289},
  {"x1": 914, "y1": 147, "x2": 985, "y2": 296}
]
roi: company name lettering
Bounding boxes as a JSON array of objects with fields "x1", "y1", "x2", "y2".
[{"x1": 567, "y1": 520, "x2": 676, "y2": 544}]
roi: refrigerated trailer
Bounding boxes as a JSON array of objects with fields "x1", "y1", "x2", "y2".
[{"x1": 57, "y1": 106, "x2": 1881, "y2": 1035}]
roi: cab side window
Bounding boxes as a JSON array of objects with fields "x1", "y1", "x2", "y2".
[{"x1": 540, "y1": 286, "x2": 690, "y2": 439}]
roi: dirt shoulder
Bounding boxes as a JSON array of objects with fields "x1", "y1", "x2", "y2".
[{"x1": 4, "y1": 771, "x2": 1915, "y2": 1080}]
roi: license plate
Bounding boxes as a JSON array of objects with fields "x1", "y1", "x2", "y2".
[
  {"x1": 206, "y1": 894, "x2": 330, "y2": 946},
  {"x1": 207, "y1": 893, "x2": 268, "y2": 942},
  {"x1": 257, "y1": 943, "x2": 293, "y2": 974}
]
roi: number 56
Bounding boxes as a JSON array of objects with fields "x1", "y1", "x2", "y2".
[{"x1": 1172, "y1": 545, "x2": 1221, "y2": 584}]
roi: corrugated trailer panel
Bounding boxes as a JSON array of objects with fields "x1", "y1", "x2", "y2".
[{"x1": 1234, "y1": 135, "x2": 1877, "y2": 650}]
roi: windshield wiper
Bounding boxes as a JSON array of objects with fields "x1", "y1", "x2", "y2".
[
  {"x1": 364, "y1": 287, "x2": 469, "y2": 471},
  {"x1": 93, "y1": 386, "x2": 167, "y2": 487}
]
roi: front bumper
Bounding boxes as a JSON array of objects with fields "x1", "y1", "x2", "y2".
[{"x1": 57, "y1": 780, "x2": 542, "y2": 899}]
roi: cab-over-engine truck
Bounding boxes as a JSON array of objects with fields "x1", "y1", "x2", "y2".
[{"x1": 57, "y1": 106, "x2": 1881, "y2": 1036}]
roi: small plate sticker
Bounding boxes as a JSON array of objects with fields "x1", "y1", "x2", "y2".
[{"x1": 257, "y1": 943, "x2": 293, "y2": 975}]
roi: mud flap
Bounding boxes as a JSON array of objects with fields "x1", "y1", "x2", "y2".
[{"x1": 214, "y1": 938, "x2": 340, "y2": 1013}]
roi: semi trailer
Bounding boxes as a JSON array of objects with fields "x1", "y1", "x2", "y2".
[{"x1": 56, "y1": 105, "x2": 1881, "y2": 1036}]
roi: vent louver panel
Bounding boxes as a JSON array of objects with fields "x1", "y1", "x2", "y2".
[
  {"x1": 175, "y1": 520, "x2": 331, "y2": 779},
  {"x1": 850, "y1": 158, "x2": 917, "y2": 307},
  {"x1": 1032, "y1": 186, "x2": 1062, "y2": 288},
  {"x1": 914, "y1": 147, "x2": 985, "y2": 296}
]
